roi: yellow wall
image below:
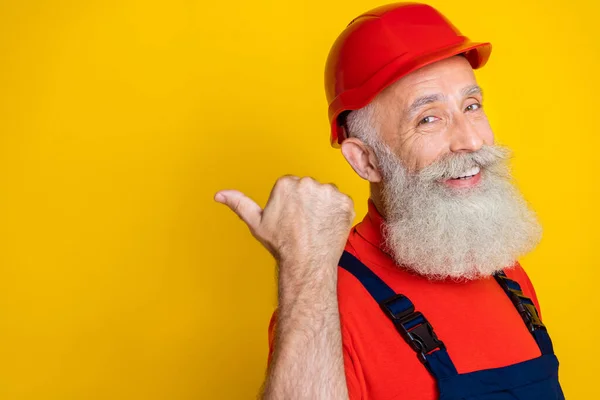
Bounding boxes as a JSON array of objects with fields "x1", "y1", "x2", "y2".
[{"x1": 0, "y1": 0, "x2": 597, "y2": 398}]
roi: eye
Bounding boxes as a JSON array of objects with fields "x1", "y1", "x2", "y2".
[
  {"x1": 465, "y1": 103, "x2": 482, "y2": 112},
  {"x1": 418, "y1": 115, "x2": 439, "y2": 125}
]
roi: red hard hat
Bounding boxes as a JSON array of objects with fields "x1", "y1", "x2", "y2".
[{"x1": 325, "y1": 3, "x2": 492, "y2": 147}]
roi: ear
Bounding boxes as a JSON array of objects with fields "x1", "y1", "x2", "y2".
[{"x1": 341, "y1": 137, "x2": 383, "y2": 183}]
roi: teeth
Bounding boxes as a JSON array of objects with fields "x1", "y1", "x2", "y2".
[{"x1": 455, "y1": 166, "x2": 480, "y2": 179}]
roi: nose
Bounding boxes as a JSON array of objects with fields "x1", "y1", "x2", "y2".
[{"x1": 448, "y1": 113, "x2": 484, "y2": 153}]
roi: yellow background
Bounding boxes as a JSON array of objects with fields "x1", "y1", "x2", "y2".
[{"x1": 0, "y1": 0, "x2": 597, "y2": 398}]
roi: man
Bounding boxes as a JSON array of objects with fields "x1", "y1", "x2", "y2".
[{"x1": 215, "y1": 3, "x2": 564, "y2": 399}]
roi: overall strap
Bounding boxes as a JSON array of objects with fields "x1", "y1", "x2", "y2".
[
  {"x1": 338, "y1": 251, "x2": 458, "y2": 380},
  {"x1": 494, "y1": 271, "x2": 554, "y2": 355}
]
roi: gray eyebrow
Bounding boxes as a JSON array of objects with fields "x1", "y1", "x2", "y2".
[
  {"x1": 462, "y1": 84, "x2": 483, "y2": 97},
  {"x1": 407, "y1": 94, "x2": 444, "y2": 118}
]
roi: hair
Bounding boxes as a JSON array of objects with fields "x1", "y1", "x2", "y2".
[{"x1": 344, "y1": 104, "x2": 378, "y2": 145}]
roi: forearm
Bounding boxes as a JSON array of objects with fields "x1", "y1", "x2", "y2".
[{"x1": 262, "y1": 261, "x2": 348, "y2": 400}]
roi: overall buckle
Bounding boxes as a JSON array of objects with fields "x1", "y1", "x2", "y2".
[
  {"x1": 511, "y1": 292, "x2": 546, "y2": 332},
  {"x1": 380, "y1": 295, "x2": 445, "y2": 364},
  {"x1": 400, "y1": 313, "x2": 446, "y2": 363}
]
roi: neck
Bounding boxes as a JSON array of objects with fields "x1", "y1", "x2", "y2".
[{"x1": 369, "y1": 182, "x2": 386, "y2": 220}]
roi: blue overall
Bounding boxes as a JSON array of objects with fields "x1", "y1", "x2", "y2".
[{"x1": 339, "y1": 251, "x2": 565, "y2": 399}]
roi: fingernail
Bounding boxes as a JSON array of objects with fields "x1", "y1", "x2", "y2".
[{"x1": 214, "y1": 192, "x2": 225, "y2": 203}]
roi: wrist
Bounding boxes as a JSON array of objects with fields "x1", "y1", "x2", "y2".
[
  {"x1": 278, "y1": 261, "x2": 338, "y2": 305},
  {"x1": 278, "y1": 256, "x2": 338, "y2": 287},
  {"x1": 278, "y1": 249, "x2": 342, "y2": 275}
]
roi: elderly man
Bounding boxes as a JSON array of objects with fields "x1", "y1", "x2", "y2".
[{"x1": 216, "y1": 3, "x2": 564, "y2": 399}]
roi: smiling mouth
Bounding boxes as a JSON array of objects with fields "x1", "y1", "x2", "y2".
[
  {"x1": 443, "y1": 166, "x2": 482, "y2": 188},
  {"x1": 451, "y1": 166, "x2": 480, "y2": 180}
]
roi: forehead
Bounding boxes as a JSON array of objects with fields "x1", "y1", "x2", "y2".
[{"x1": 376, "y1": 56, "x2": 478, "y2": 106}]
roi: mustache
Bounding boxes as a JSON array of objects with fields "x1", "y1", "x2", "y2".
[{"x1": 416, "y1": 145, "x2": 512, "y2": 182}]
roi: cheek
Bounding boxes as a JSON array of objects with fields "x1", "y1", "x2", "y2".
[{"x1": 402, "y1": 135, "x2": 448, "y2": 171}]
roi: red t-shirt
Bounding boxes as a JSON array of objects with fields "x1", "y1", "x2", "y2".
[{"x1": 268, "y1": 201, "x2": 542, "y2": 400}]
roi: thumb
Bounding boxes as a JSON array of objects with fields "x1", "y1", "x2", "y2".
[{"x1": 215, "y1": 190, "x2": 263, "y2": 232}]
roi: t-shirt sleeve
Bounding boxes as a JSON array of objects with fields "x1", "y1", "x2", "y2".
[
  {"x1": 344, "y1": 347, "x2": 363, "y2": 399},
  {"x1": 507, "y1": 262, "x2": 543, "y2": 321},
  {"x1": 342, "y1": 325, "x2": 365, "y2": 399}
]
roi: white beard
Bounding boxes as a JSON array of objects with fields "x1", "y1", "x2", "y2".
[{"x1": 374, "y1": 143, "x2": 542, "y2": 280}]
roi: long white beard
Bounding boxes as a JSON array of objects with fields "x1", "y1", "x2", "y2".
[{"x1": 375, "y1": 144, "x2": 542, "y2": 280}]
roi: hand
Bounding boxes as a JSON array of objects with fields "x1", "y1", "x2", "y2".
[{"x1": 215, "y1": 176, "x2": 355, "y2": 271}]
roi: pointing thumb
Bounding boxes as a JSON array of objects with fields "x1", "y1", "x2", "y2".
[{"x1": 215, "y1": 190, "x2": 262, "y2": 232}]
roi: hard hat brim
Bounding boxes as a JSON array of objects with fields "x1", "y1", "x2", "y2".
[{"x1": 329, "y1": 40, "x2": 492, "y2": 148}]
